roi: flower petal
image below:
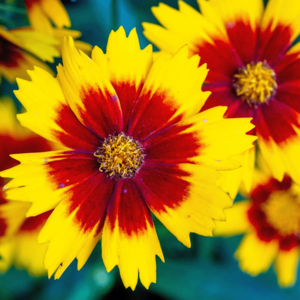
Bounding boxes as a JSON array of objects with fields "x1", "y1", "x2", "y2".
[
  {"x1": 135, "y1": 163, "x2": 231, "y2": 247},
  {"x1": 235, "y1": 231, "x2": 278, "y2": 276},
  {"x1": 143, "y1": 106, "x2": 255, "y2": 170},
  {"x1": 197, "y1": 0, "x2": 263, "y2": 31},
  {"x1": 0, "y1": 201, "x2": 29, "y2": 240},
  {"x1": 15, "y1": 67, "x2": 100, "y2": 151},
  {"x1": 102, "y1": 180, "x2": 163, "y2": 290},
  {"x1": 38, "y1": 172, "x2": 115, "y2": 279},
  {"x1": 1, "y1": 151, "x2": 100, "y2": 216},
  {"x1": 57, "y1": 37, "x2": 123, "y2": 138},
  {"x1": 275, "y1": 247, "x2": 300, "y2": 287},
  {"x1": 38, "y1": 200, "x2": 102, "y2": 279},
  {"x1": 0, "y1": 36, "x2": 53, "y2": 83},
  {"x1": 39, "y1": 0, "x2": 71, "y2": 29},
  {"x1": 145, "y1": 2, "x2": 221, "y2": 55},
  {"x1": 214, "y1": 201, "x2": 252, "y2": 236},
  {"x1": 24, "y1": 0, "x2": 53, "y2": 34},
  {"x1": 0, "y1": 238, "x2": 15, "y2": 272},
  {"x1": 92, "y1": 28, "x2": 152, "y2": 130},
  {"x1": 261, "y1": 0, "x2": 300, "y2": 46},
  {"x1": 256, "y1": 100, "x2": 300, "y2": 182},
  {"x1": 128, "y1": 46, "x2": 210, "y2": 140},
  {"x1": 2, "y1": 27, "x2": 59, "y2": 62}
]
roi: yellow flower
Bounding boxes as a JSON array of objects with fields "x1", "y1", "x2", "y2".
[
  {"x1": 214, "y1": 157, "x2": 300, "y2": 287},
  {"x1": 143, "y1": 0, "x2": 300, "y2": 199},
  {"x1": 1, "y1": 27, "x2": 256, "y2": 289},
  {"x1": 0, "y1": 98, "x2": 56, "y2": 276}
]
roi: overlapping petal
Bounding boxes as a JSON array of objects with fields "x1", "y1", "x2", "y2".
[
  {"x1": 15, "y1": 68, "x2": 100, "y2": 151},
  {"x1": 24, "y1": 0, "x2": 71, "y2": 34}
]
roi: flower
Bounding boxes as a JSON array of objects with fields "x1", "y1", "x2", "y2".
[
  {"x1": 24, "y1": 0, "x2": 71, "y2": 34},
  {"x1": 214, "y1": 159, "x2": 300, "y2": 287},
  {"x1": 0, "y1": 98, "x2": 55, "y2": 275},
  {"x1": 1, "y1": 27, "x2": 256, "y2": 289},
  {"x1": 143, "y1": 0, "x2": 300, "y2": 198}
]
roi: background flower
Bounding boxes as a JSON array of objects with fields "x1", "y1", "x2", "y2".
[
  {"x1": 0, "y1": 0, "x2": 91, "y2": 83},
  {"x1": 24, "y1": 0, "x2": 71, "y2": 34},
  {"x1": 214, "y1": 157, "x2": 300, "y2": 287},
  {"x1": 143, "y1": 0, "x2": 300, "y2": 199},
  {"x1": 0, "y1": 98, "x2": 56, "y2": 276}
]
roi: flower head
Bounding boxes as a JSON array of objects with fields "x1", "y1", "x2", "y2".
[
  {"x1": 0, "y1": 98, "x2": 55, "y2": 275},
  {"x1": 1, "y1": 27, "x2": 256, "y2": 289},
  {"x1": 143, "y1": 0, "x2": 300, "y2": 197},
  {"x1": 214, "y1": 159, "x2": 300, "y2": 287}
]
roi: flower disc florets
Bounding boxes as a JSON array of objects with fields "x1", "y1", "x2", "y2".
[
  {"x1": 262, "y1": 189, "x2": 300, "y2": 236},
  {"x1": 233, "y1": 62, "x2": 277, "y2": 105},
  {"x1": 94, "y1": 133, "x2": 144, "y2": 180}
]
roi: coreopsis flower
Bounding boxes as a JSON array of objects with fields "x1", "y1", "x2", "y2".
[
  {"x1": 0, "y1": 98, "x2": 55, "y2": 275},
  {"x1": 214, "y1": 161, "x2": 300, "y2": 287},
  {"x1": 143, "y1": 0, "x2": 300, "y2": 198},
  {"x1": 24, "y1": 0, "x2": 71, "y2": 34},
  {"x1": 1, "y1": 27, "x2": 256, "y2": 289}
]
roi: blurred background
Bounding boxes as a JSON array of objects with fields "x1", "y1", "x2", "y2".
[{"x1": 0, "y1": 0, "x2": 300, "y2": 299}]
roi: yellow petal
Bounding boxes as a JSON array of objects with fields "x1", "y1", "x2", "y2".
[{"x1": 235, "y1": 231, "x2": 278, "y2": 276}]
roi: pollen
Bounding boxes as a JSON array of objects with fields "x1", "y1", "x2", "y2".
[
  {"x1": 262, "y1": 189, "x2": 300, "y2": 236},
  {"x1": 94, "y1": 133, "x2": 144, "y2": 179},
  {"x1": 233, "y1": 62, "x2": 277, "y2": 105}
]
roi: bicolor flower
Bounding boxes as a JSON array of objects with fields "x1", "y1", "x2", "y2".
[
  {"x1": 1, "y1": 27, "x2": 256, "y2": 289},
  {"x1": 0, "y1": 98, "x2": 55, "y2": 275},
  {"x1": 24, "y1": 0, "x2": 71, "y2": 34},
  {"x1": 143, "y1": 0, "x2": 300, "y2": 198},
  {"x1": 214, "y1": 160, "x2": 300, "y2": 287}
]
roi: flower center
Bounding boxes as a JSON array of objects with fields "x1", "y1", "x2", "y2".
[
  {"x1": 94, "y1": 133, "x2": 144, "y2": 179},
  {"x1": 262, "y1": 189, "x2": 300, "y2": 236},
  {"x1": 233, "y1": 62, "x2": 277, "y2": 105}
]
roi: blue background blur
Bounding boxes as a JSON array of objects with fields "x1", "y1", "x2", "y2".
[{"x1": 0, "y1": 0, "x2": 300, "y2": 299}]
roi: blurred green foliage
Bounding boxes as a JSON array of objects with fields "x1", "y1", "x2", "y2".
[{"x1": 0, "y1": 0, "x2": 300, "y2": 299}]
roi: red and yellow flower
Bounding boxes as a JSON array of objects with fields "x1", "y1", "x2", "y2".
[
  {"x1": 1, "y1": 27, "x2": 256, "y2": 289},
  {"x1": 0, "y1": 98, "x2": 55, "y2": 275},
  {"x1": 24, "y1": 0, "x2": 71, "y2": 34},
  {"x1": 143, "y1": 0, "x2": 300, "y2": 198},
  {"x1": 214, "y1": 159, "x2": 300, "y2": 287}
]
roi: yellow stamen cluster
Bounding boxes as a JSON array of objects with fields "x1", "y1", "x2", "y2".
[
  {"x1": 233, "y1": 62, "x2": 277, "y2": 105},
  {"x1": 262, "y1": 190, "x2": 300, "y2": 236},
  {"x1": 94, "y1": 133, "x2": 144, "y2": 179}
]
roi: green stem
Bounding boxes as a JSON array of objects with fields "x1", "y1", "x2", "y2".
[{"x1": 0, "y1": 4, "x2": 26, "y2": 15}]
